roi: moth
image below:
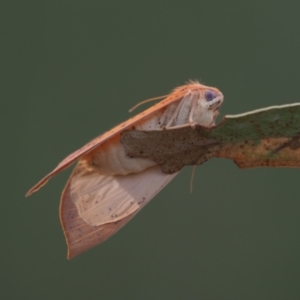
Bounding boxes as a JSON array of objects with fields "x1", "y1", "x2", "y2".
[{"x1": 26, "y1": 81, "x2": 224, "y2": 259}]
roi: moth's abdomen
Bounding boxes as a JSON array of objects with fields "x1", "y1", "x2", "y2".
[{"x1": 88, "y1": 112, "x2": 165, "y2": 176}]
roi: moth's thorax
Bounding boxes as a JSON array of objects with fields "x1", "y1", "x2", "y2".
[
  {"x1": 89, "y1": 87, "x2": 223, "y2": 176},
  {"x1": 158, "y1": 89, "x2": 222, "y2": 128}
]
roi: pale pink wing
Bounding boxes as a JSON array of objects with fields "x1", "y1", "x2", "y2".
[
  {"x1": 60, "y1": 162, "x2": 178, "y2": 258},
  {"x1": 26, "y1": 85, "x2": 197, "y2": 196}
]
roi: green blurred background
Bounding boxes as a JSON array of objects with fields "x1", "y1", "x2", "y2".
[{"x1": 2, "y1": 1, "x2": 300, "y2": 299}]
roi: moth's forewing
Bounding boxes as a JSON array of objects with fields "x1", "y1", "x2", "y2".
[{"x1": 26, "y1": 91, "x2": 182, "y2": 196}]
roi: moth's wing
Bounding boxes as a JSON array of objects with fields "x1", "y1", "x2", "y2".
[
  {"x1": 25, "y1": 89, "x2": 189, "y2": 197},
  {"x1": 60, "y1": 161, "x2": 178, "y2": 258},
  {"x1": 61, "y1": 180, "x2": 138, "y2": 259}
]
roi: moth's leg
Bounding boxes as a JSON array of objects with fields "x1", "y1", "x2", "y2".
[
  {"x1": 165, "y1": 91, "x2": 192, "y2": 128},
  {"x1": 159, "y1": 104, "x2": 174, "y2": 127},
  {"x1": 188, "y1": 96, "x2": 198, "y2": 129}
]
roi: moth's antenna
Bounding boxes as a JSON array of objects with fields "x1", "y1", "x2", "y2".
[
  {"x1": 129, "y1": 95, "x2": 168, "y2": 113},
  {"x1": 190, "y1": 166, "x2": 196, "y2": 193}
]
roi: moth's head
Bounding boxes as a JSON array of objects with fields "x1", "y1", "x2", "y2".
[
  {"x1": 189, "y1": 85, "x2": 224, "y2": 127},
  {"x1": 200, "y1": 88, "x2": 224, "y2": 113},
  {"x1": 181, "y1": 81, "x2": 224, "y2": 113}
]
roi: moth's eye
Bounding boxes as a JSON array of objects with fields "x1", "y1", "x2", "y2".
[{"x1": 205, "y1": 90, "x2": 216, "y2": 101}]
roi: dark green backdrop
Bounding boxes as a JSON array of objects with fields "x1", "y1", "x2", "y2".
[{"x1": 2, "y1": 1, "x2": 300, "y2": 299}]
